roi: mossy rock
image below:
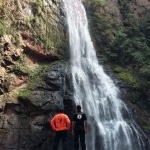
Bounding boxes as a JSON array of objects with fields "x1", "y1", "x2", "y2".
[
  {"x1": 112, "y1": 65, "x2": 140, "y2": 89},
  {"x1": 18, "y1": 89, "x2": 32, "y2": 99},
  {"x1": 112, "y1": 65, "x2": 125, "y2": 73},
  {"x1": 28, "y1": 61, "x2": 60, "y2": 89}
]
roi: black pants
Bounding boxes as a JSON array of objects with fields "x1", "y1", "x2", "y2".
[
  {"x1": 53, "y1": 130, "x2": 68, "y2": 150},
  {"x1": 74, "y1": 130, "x2": 86, "y2": 150}
]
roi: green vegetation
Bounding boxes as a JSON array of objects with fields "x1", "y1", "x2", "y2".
[
  {"x1": 9, "y1": 56, "x2": 31, "y2": 75},
  {"x1": 108, "y1": 6, "x2": 150, "y2": 91},
  {"x1": 118, "y1": 0, "x2": 130, "y2": 16},
  {"x1": 34, "y1": 14, "x2": 65, "y2": 52},
  {"x1": 0, "y1": 1, "x2": 3, "y2": 9},
  {"x1": 139, "y1": 65, "x2": 150, "y2": 79},
  {"x1": 17, "y1": 60, "x2": 60, "y2": 99},
  {"x1": 1, "y1": 0, "x2": 67, "y2": 103},
  {"x1": 29, "y1": 63, "x2": 49, "y2": 83},
  {"x1": 113, "y1": 65, "x2": 140, "y2": 89},
  {"x1": 28, "y1": 62, "x2": 52, "y2": 90},
  {"x1": 0, "y1": 20, "x2": 6, "y2": 36},
  {"x1": 91, "y1": 0, "x2": 105, "y2": 6},
  {"x1": 18, "y1": 88, "x2": 32, "y2": 99},
  {"x1": 87, "y1": 0, "x2": 122, "y2": 54},
  {"x1": 23, "y1": 3, "x2": 67, "y2": 54},
  {"x1": 3, "y1": 0, "x2": 66, "y2": 57},
  {"x1": 10, "y1": 62, "x2": 31, "y2": 76},
  {"x1": 88, "y1": 12, "x2": 116, "y2": 52},
  {"x1": 26, "y1": 17, "x2": 35, "y2": 29},
  {"x1": 30, "y1": 1, "x2": 50, "y2": 45},
  {"x1": 110, "y1": 14, "x2": 150, "y2": 68},
  {"x1": 86, "y1": 0, "x2": 150, "y2": 111},
  {"x1": 30, "y1": 0, "x2": 43, "y2": 15}
]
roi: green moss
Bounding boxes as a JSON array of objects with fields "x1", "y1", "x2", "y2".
[
  {"x1": 23, "y1": 11, "x2": 65, "y2": 54},
  {"x1": 18, "y1": 89, "x2": 32, "y2": 99},
  {"x1": 30, "y1": 0, "x2": 43, "y2": 15},
  {"x1": 28, "y1": 61, "x2": 60, "y2": 90},
  {"x1": 26, "y1": 17, "x2": 34, "y2": 29},
  {"x1": 88, "y1": 9, "x2": 119, "y2": 56},
  {"x1": 112, "y1": 65, "x2": 140, "y2": 89},
  {"x1": 0, "y1": 20, "x2": 6, "y2": 36},
  {"x1": 17, "y1": 61, "x2": 60, "y2": 99},
  {"x1": 28, "y1": 63, "x2": 50, "y2": 89},
  {"x1": 29, "y1": 63, "x2": 49, "y2": 80},
  {"x1": 34, "y1": 23, "x2": 65, "y2": 54},
  {"x1": 0, "y1": 0, "x2": 3, "y2": 9},
  {"x1": 45, "y1": 38, "x2": 54, "y2": 50},
  {"x1": 93, "y1": 0, "x2": 105, "y2": 6},
  {"x1": 7, "y1": 0, "x2": 66, "y2": 56},
  {"x1": 12, "y1": 34, "x2": 20, "y2": 46},
  {"x1": 10, "y1": 62, "x2": 31, "y2": 75},
  {"x1": 118, "y1": 72, "x2": 139, "y2": 88},
  {"x1": 113, "y1": 65, "x2": 125, "y2": 73}
]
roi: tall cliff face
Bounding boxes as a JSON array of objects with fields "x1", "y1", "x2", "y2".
[
  {"x1": 0, "y1": 0, "x2": 67, "y2": 111},
  {"x1": 0, "y1": 0, "x2": 72, "y2": 149}
]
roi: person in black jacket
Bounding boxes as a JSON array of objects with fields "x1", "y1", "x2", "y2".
[{"x1": 72, "y1": 105, "x2": 88, "y2": 150}]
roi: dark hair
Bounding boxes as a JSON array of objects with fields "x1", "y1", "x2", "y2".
[{"x1": 76, "y1": 105, "x2": 81, "y2": 111}]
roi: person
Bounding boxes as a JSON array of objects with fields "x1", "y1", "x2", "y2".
[
  {"x1": 72, "y1": 105, "x2": 88, "y2": 150},
  {"x1": 50, "y1": 108, "x2": 71, "y2": 150}
]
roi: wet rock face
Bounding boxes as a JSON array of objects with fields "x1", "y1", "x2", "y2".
[{"x1": 0, "y1": 61, "x2": 75, "y2": 150}]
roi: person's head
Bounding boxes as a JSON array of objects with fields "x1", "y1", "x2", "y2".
[
  {"x1": 76, "y1": 105, "x2": 81, "y2": 112},
  {"x1": 58, "y1": 108, "x2": 64, "y2": 113}
]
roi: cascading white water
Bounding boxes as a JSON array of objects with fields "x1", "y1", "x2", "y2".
[{"x1": 63, "y1": 0, "x2": 145, "y2": 149}]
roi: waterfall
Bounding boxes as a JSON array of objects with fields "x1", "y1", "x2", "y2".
[{"x1": 62, "y1": 0, "x2": 145, "y2": 149}]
